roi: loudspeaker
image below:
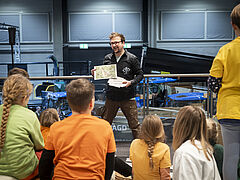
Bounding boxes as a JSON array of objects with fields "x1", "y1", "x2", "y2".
[{"x1": 8, "y1": 28, "x2": 16, "y2": 45}]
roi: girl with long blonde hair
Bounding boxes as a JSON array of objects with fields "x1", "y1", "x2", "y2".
[
  {"x1": 130, "y1": 115, "x2": 171, "y2": 180},
  {"x1": 0, "y1": 74, "x2": 44, "y2": 179},
  {"x1": 172, "y1": 106, "x2": 221, "y2": 180}
]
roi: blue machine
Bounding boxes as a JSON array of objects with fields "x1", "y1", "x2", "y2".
[
  {"x1": 41, "y1": 91, "x2": 70, "y2": 119},
  {"x1": 140, "y1": 77, "x2": 177, "y2": 84},
  {"x1": 167, "y1": 92, "x2": 206, "y2": 107},
  {"x1": 168, "y1": 92, "x2": 206, "y2": 101},
  {"x1": 137, "y1": 77, "x2": 177, "y2": 107}
]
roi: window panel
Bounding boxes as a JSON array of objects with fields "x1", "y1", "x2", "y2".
[
  {"x1": 115, "y1": 13, "x2": 141, "y2": 40},
  {"x1": 22, "y1": 14, "x2": 49, "y2": 42},
  {"x1": 207, "y1": 12, "x2": 232, "y2": 39},
  {"x1": 0, "y1": 15, "x2": 19, "y2": 42},
  {"x1": 162, "y1": 12, "x2": 205, "y2": 39},
  {"x1": 69, "y1": 13, "x2": 112, "y2": 41}
]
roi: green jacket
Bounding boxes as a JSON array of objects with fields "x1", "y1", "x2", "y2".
[
  {"x1": 0, "y1": 104, "x2": 44, "y2": 179},
  {"x1": 213, "y1": 143, "x2": 240, "y2": 180}
]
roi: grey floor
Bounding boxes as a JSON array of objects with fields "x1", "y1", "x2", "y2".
[{"x1": 115, "y1": 141, "x2": 131, "y2": 161}]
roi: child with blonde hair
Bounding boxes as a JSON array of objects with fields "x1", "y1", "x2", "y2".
[
  {"x1": 0, "y1": 74, "x2": 44, "y2": 179},
  {"x1": 172, "y1": 106, "x2": 221, "y2": 180},
  {"x1": 207, "y1": 119, "x2": 224, "y2": 179},
  {"x1": 39, "y1": 108, "x2": 60, "y2": 144},
  {"x1": 207, "y1": 119, "x2": 240, "y2": 179},
  {"x1": 130, "y1": 115, "x2": 171, "y2": 180}
]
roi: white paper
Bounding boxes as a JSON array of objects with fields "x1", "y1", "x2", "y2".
[
  {"x1": 94, "y1": 64, "x2": 117, "y2": 80},
  {"x1": 108, "y1": 77, "x2": 128, "y2": 88}
]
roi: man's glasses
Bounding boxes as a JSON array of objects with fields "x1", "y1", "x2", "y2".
[{"x1": 109, "y1": 41, "x2": 122, "y2": 46}]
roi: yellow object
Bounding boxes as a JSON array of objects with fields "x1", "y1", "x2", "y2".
[
  {"x1": 33, "y1": 84, "x2": 57, "y2": 99},
  {"x1": 161, "y1": 71, "x2": 170, "y2": 74},
  {"x1": 210, "y1": 37, "x2": 240, "y2": 119}
]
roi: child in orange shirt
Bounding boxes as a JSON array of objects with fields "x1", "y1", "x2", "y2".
[
  {"x1": 39, "y1": 108, "x2": 59, "y2": 144},
  {"x1": 39, "y1": 78, "x2": 116, "y2": 180}
]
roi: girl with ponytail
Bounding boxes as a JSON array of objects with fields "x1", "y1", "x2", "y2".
[
  {"x1": 130, "y1": 115, "x2": 171, "y2": 180},
  {"x1": 172, "y1": 106, "x2": 221, "y2": 180},
  {"x1": 0, "y1": 74, "x2": 44, "y2": 179}
]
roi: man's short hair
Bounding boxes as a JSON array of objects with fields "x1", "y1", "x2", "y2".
[
  {"x1": 66, "y1": 78, "x2": 95, "y2": 113},
  {"x1": 109, "y1": 32, "x2": 125, "y2": 42},
  {"x1": 8, "y1": 67, "x2": 29, "y2": 79},
  {"x1": 231, "y1": 3, "x2": 240, "y2": 29}
]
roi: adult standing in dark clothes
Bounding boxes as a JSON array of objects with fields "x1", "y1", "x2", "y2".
[{"x1": 93, "y1": 32, "x2": 143, "y2": 139}]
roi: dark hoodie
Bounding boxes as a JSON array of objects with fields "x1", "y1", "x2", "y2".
[{"x1": 104, "y1": 50, "x2": 143, "y2": 101}]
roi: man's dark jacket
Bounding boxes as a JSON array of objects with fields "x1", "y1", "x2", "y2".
[{"x1": 104, "y1": 50, "x2": 143, "y2": 101}]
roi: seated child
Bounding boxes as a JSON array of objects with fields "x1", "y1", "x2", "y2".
[
  {"x1": 172, "y1": 106, "x2": 221, "y2": 180},
  {"x1": 8, "y1": 67, "x2": 29, "y2": 79},
  {"x1": 207, "y1": 119, "x2": 224, "y2": 179},
  {"x1": 39, "y1": 78, "x2": 116, "y2": 180},
  {"x1": 0, "y1": 74, "x2": 44, "y2": 179},
  {"x1": 207, "y1": 119, "x2": 240, "y2": 180},
  {"x1": 39, "y1": 108, "x2": 60, "y2": 143},
  {"x1": 130, "y1": 115, "x2": 171, "y2": 180}
]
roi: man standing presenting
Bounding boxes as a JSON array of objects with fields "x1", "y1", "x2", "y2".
[{"x1": 97, "y1": 32, "x2": 143, "y2": 139}]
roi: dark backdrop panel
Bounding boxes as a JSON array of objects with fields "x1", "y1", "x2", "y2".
[
  {"x1": 64, "y1": 46, "x2": 143, "y2": 75},
  {"x1": 8, "y1": 64, "x2": 27, "y2": 73},
  {"x1": 143, "y1": 47, "x2": 214, "y2": 82},
  {"x1": 143, "y1": 47, "x2": 214, "y2": 74},
  {"x1": 63, "y1": 46, "x2": 143, "y2": 96}
]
